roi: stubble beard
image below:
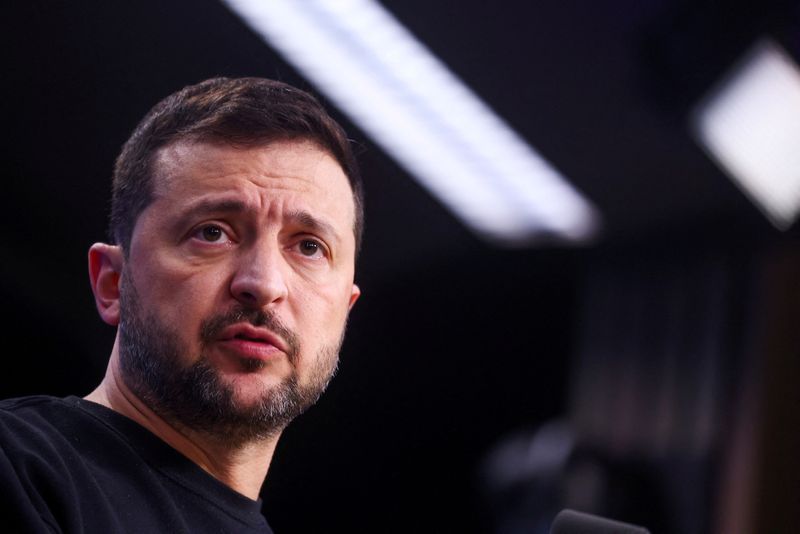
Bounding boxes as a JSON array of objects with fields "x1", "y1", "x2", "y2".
[{"x1": 117, "y1": 271, "x2": 342, "y2": 447}]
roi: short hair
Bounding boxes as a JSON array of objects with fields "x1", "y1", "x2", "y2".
[{"x1": 110, "y1": 77, "x2": 364, "y2": 256}]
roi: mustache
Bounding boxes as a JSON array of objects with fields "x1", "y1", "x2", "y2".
[{"x1": 200, "y1": 306, "x2": 300, "y2": 362}]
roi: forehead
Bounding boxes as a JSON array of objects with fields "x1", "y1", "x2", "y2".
[{"x1": 150, "y1": 139, "x2": 356, "y2": 231}]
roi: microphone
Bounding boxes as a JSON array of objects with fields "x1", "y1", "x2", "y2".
[{"x1": 550, "y1": 509, "x2": 651, "y2": 534}]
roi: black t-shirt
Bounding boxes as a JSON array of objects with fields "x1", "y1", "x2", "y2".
[{"x1": 0, "y1": 395, "x2": 274, "y2": 533}]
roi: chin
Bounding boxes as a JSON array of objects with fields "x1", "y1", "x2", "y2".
[{"x1": 226, "y1": 373, "x2": 285, "y2": 404}]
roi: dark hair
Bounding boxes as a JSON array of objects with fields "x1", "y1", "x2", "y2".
[{"x1": 110, "y1": 77, "x2": 364, "y2": 256}]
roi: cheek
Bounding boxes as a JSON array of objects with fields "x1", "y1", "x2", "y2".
[
  {"x1": 289, "y1": 282, "x2": 353, "y2": 337},
  {"x1": 135, "y1": 260, "x2": 231, "y2": 329}
]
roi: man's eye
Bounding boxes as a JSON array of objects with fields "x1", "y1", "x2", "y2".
[
  {"x1": 194, "y1": 225, "x2": 229, "y2": 243},
  {"x1": 298, "y1": 239, "x2": 323, "y2": 257}
]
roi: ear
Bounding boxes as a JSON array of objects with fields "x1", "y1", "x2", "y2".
[
  {"x1": 348, "y1": 283, "x2": 361, "y2": 311},
  {"x1": 88, "y1": 243, "x2": 125, "y2": 326}
]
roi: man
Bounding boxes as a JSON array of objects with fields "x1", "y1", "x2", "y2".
[{"x1": 0, "y1": 77, "x2": 362, "y2": 532}]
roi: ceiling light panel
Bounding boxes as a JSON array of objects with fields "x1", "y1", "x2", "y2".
[
  {"x1": 692, "y1": 39, "x2": 800, "y2": 230},
  {"x1": 222, "y1": 0, "x2": 600, "y2": 244}
]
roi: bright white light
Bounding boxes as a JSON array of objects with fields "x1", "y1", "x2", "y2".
[
  {"x1": 221, "y1": 0, "x2": 600, "y2": 244},
  {"x1": 693, "y1": 39, "x2": 800, "y2": 230}
]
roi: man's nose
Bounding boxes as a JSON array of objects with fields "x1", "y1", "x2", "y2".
[{"x1": 229, "y1": 244, "x2": 289, "y2": 308}]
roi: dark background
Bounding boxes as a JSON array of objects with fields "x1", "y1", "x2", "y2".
[{"x1": 3, "y1": 1, "x2": 799, "y2": 533}]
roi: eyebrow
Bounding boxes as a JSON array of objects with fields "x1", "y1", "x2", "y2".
[
  {"x1": 287, "y1": 210, "x2": 340, "y2": 243},
  {"x1": 170, "y1": 198, "x2": 248, "y2": 233},
  {"x1": 181, "y1": 198, "x2": 248, "y2": 216}
]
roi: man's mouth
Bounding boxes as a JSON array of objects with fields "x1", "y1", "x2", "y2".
[{"x1": 216, "y1": 324, "x2": 288, "y2": 360}]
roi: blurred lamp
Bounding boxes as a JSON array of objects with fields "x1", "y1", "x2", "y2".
[
  {"x1": 692, "y1": 39, "x2": 800, "y2": 230},
  {"x1": 221, "y1": 0, "x2": 600, "y2": 244}
]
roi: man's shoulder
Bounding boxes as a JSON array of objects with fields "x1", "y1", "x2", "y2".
[
  {"x1": 0, "y1": 394, "x2": 67, "y2": 408},
  {"x1": 0, "y1": 394, "x2": 73, "y2": 413},
  {"x1": 0, "y1": 395, "x2": 275, "y2": 532},
  {"x1": 0, "y1": 395, "x2": 136, "y2": 465},
  {"x1": 0, "y1": 395, "x2": 86, "y2": 433},
  {"x1": 0, "y1": 395, "x2": 100, "y2": 461}
]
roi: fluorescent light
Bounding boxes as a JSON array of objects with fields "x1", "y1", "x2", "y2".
[
  {"x1": 692, "y1": 39, "x2": 800, "y2": 230},
  {"x1": 221, "y1": 0, "x2": 600, "y2": 244}
]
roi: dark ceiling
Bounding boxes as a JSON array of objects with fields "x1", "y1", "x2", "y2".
[{"x1": 3, "y1": 1, "x2": 798, "y2": 532}]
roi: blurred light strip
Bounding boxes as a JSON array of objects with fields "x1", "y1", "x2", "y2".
[
  {"x1": 221, "y1": 0, "x2": 599, "y2": 244},
  {"x1": 692, "y1": 39, "x2": 800, "y2": 230}
]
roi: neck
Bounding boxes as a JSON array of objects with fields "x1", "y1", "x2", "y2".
[{"x1": 85, "y1": 343, "x2": 280, "y2": 500}]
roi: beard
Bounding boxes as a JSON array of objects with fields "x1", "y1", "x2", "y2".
[{"x1": 117, "y1": 269, "x2": 342, "y2": 447}]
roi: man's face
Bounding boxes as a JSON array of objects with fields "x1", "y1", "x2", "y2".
[{"x1": 117, "y1": 139, "x2": 360, "y2": 443}]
